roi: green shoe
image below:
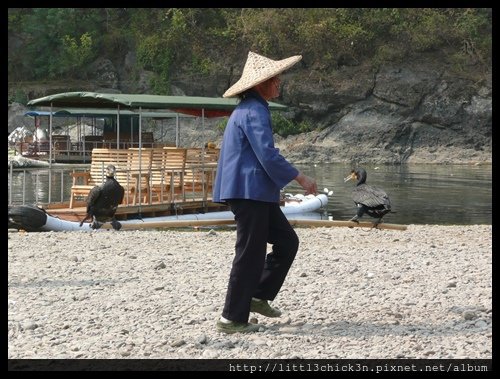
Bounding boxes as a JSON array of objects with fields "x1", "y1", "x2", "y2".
[
  {"x1": 250, "y1": 299, "x2": 282, "y2": 318},
  {"x1": 216, "y1": 320, "x2": 263, "y2": 334}
]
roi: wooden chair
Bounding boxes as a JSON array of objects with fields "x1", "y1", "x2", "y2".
[
  {"x1": 184, "y1": 148, "x2": 220, "y2": 201},
  {"x1": 69, "y1": 148, "x2": 131, "y2": 208},
  {"x1": 127, "y1": 148, "x2": 153, "y2": 205},
  {"x1": 150, "y1": 148, "x2": 169, "y2": 203},
  {"x1": 150, "y1": 147, "x2": 187, "y2": 203}
]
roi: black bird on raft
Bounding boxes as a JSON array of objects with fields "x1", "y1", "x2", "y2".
[
  {"x1": 79, "y1": 165, "x2": 125, "y2": 230},
  {"x1": 344, "y1": 167, "x2": 392, "y2": 227}
]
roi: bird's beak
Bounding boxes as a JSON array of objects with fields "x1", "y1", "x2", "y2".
[{"x1": 344, "y1": 173, "x2": 355, "y2": 183}]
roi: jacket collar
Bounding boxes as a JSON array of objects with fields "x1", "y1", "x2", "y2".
[{"x1": 242, "y1": 90, "x2": 269, "y2": 108}]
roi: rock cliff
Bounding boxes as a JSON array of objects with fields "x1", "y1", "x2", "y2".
[
  {"x1": 9, "y1": 53, "x2": 491, "y2": 165},
  {"x1": 277, "y1": 58, "x2": 491, "y2": 164},
  {"x1": 156, "y1": 54, "x2": 492, "y2": 164}
]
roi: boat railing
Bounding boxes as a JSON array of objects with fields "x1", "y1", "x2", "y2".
[
  {"x1": 101, "y1": 141, "x2": 173, "y2": 149},
  {"x1": 8, "y1": 148, "x2": 219, "y2": 209},
  {"x1": 183, "y1": 162, "x2": 218, "y2": 203},
  {"x1": 12, "y1": 132, "x2": 174, "y2": 164},
  {"x1": 8, "y1": 162, "x2": 218, "y2": 209},
  {"x1": 8, "y1": 160, "x2": 85, "y2": 206}
]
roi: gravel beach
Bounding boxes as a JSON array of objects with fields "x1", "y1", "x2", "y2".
[{"x1": 8, "y1": 224, "x2": 491, "y2": 360}]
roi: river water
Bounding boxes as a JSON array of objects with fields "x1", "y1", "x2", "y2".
[
  {"x1": 284, "y1": 163, "x2": 491, "y2": 225},
  {"x1": 8, "y1": 163, "x2": 491, "y2": 225}
]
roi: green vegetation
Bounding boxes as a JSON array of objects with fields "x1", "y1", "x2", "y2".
[
  {"x1": 9, "y1": 89, "x2": 28, "y2": 105},
  {"x1": 9, "y1": 8, "x2": 491, "y2": 90},
  {"x1": 215, "y1": 117, "x2": 229, "y2": 133},
  {"x1": 214, "y1": 113, "x2": 312, "y2": 137},
  {"x1": 9, "y1": 8, "x2": 490, "y2": 136},
  {"x1": 271, "y1": 113, "x2": 313, "y2": 137}
]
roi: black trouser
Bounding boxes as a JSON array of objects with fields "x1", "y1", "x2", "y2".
[{"x1": 222, "y1": 199, "x2": 299, "y2": 323}]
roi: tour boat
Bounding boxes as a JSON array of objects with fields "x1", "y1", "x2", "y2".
[{"x1": 8, "y1": 193, "x2": 329, "y2": 232}]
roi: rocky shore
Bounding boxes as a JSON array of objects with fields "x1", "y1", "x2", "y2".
[{"x1": 8, "y1": 224, "x2": 492, "y2": 360}]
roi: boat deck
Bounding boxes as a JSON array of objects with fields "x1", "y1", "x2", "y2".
[
  {"x1": 45, "y1": 198, "x2": 229, "y2": 223},
  {"x1": 10, "y1": 146, "x2": 225, "y2": 223}
]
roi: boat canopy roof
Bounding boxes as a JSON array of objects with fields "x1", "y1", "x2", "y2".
[
  {"x1": 27, "y1": 92, "x2": 288, "y2": 118},
  {"x1": 24, "y1": 108, "x2": 192, "y2": 119}
]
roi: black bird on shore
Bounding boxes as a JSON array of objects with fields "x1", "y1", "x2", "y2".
[
  {"x1": 79, "y1": 165, "x2": 125, "y2": 230},
  {"x1": 344, "y1": 167, "x2": 392, "y2": 227}
]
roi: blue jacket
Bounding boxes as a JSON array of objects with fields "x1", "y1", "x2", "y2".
[{"x1": 213, "y1": 91, "x2": 299, "y2": 203}]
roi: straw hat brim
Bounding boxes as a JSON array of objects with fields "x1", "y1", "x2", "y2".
[{"x1": 223, "y1": 52, "x2": 302, "y2": 98}]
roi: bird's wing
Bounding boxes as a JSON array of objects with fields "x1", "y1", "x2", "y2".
[
  {"x1": 117, "y1": 184, "x2": 125, "y2": 204},
  {"x1": 352, "y1": 184, "x2": 391, "y2": 208},
  {"x1": 86, "y1": 186, "x2": 102, "y2": 208},
  {"x1": 108, "y1": 179, "x2": 125, "y2": 206},
  {"x1": 107, "y1": 179, "x2": 125, "y2": 207}
]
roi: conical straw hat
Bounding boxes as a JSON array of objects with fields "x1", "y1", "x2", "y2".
[{"x1": 223, "y1": 51, "x2": 302, "y2": 98}]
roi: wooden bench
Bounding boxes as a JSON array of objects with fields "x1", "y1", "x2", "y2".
[
  {"x1": 69, "y1": 146, "x2": 218, "y2": 208},
  {"x1": 150, "y1": 147, "x2": 187, "y2": 203},
  {"x1": 69, "y1": 148, "x2": 132, "y2": 208},
  {"x1": 184, "y1": 148, "x2": 220, "y2": 201},
  {"x1": 127, "y1": 148, "x2": 154, "y2": 205}
]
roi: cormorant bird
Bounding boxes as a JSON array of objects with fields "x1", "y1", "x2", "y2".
[
  {"x1": 344, "y1": 167, "x2": 391, "y2": 226},
  {"x1": 79, "y1": 165, "x2": 125, "y2": 230}
]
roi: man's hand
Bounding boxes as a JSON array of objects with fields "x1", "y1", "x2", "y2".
[{"x1": 295, "y1": 172, "x2": 317, "y2": 195}]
